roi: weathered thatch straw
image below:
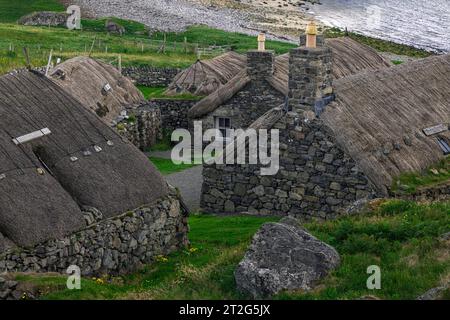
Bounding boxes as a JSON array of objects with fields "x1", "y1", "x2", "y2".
[
  {"x1": 49, "y1": 56, "x2": 145, "y2": 123},
  {"x1": 189, "y1": 37, "x2": 391, "y2": 119},
  {"x1": 0, "y1": 71, "x2": 168, "y2": 248},
  {"x1": 322, "y1": 54, "x2": 450, "y2": 194},
  {"x1": 165, "y1": 51, "x2": 247, "y2": 96},
  {"x1": 273, "y1": 37, "x2": 392, "y2": 87}
]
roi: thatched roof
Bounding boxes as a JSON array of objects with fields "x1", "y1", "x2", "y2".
[
  {"x1": 165, "y1": 51, "x2": 247, "y2": 96},
  {"x1": 0, "y1": 71, "x2": 168, "y2": 248},
  {"x1": 49, "y1": 56, "x2": 145, "y2": 124},
  {"x1": 273, "y1": 37, "x2": 392, "y2": 88},
  {"x1": 322, "y1": 54, "x2": 450, "y2": 194},
  {"x1": 189, "y1": 37, "x2": 391, "y2": 119}
]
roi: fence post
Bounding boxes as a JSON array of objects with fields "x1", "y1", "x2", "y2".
[{"x1": 118, "y1": 55, "x2": 122, "y2": 74}]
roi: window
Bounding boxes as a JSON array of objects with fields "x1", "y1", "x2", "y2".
[{"x1": 215, "y1": 117, "x2": 232, "y2": 140}]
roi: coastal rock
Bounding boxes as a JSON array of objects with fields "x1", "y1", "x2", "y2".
[{"x1": 235, "y1": 217, "x2": 340, "y2": 298}]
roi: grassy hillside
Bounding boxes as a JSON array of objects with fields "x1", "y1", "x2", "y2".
[
  {"x1": 13, "y1": 200, "x2": 449, "y2": 300},
  {"x1": 0, "y1": 0, "x2": 64, "y2": 23}
]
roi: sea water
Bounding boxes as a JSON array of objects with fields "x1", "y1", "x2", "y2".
[{"x1": 306, "y1": 0, "x2": 450, "y2": 53}]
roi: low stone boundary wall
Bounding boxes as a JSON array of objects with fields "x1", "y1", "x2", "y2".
[
  {"x1": 398, "y1": 182, "x2": 450, "y2": 202},
  {"x1": 122, "y1": 66, "x2": 181, "y2": 87},
  {"x1": 0, "y1": 195, "x2": 189, "y2": 279}
]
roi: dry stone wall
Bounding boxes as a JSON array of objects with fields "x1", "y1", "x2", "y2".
[
  {"x1": 0, "y1": 195, "x2": 188, "y2": 278},
  {"x1": 122, "y1": 66, "x2": 181, "y2": 87},
  {"x1": 201, "y1": 111, "x2": 376, "y2": 220}
]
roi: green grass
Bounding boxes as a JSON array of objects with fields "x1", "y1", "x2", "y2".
[
  {"x1": 149, "y1": 156, "x2": 196, "y2": 175},
  {"x1": 0, "y1": 0, "x2": 64, "y2": 23},
  {"x1": 137, "y1": 85, "x2": 203, "y2": 101},
  {"x1": 392, "y1": 157, "x2": 450, "y2": 194},
  {"x1": 18, "y1": 215, "x2": 279, "y2": 300},
  {"x1": 14, "y1": 200, "x2": 450, "y2": 300},
  {"x1": 324, "y1": 27, "x2": 432, "y2": 58}
]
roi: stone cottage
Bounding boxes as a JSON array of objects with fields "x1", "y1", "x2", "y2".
[
  {"x1": 188, "y1": 48, "x2": 286, "y2": 139},
  {"x1": 201, "y1": 26, "x2": 450, "y2": 219},
  {"x1": 0, "y1": 71, "x2": 188, "y2": 276},
  {"x1": 188, "y1": 33, "x2": 391, "y2": 139}
]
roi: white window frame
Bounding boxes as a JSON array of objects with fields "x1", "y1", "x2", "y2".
[{"x1": 215, "y1": 116, "x2": 232, "y2": 141}]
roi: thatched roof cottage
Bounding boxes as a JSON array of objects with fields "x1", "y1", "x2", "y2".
[
  {"x1": 188, "y1": 36, "x2": 391, "y2": 136},
  {"x1": 165, "y1": 51, "x2": 246, "y2": 96},
  {"x1": 0, "y1": 71, "x2": 187, "y2": 275},
  {"x1": 49, "y1": 56, "x2": 145, "y2": 124},
  {"x1": 201, "y1": 25, "x2": 449, "y2": 219}
]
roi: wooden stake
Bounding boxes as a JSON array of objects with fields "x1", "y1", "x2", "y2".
[
  {"x1": 45, "y1": 49, "x2": 53, "y2": 76},
  {"x1": 23, "y1": 47, "x2": 31, "y2": 70},
  {"x1": 88, "y1": 36, "x2": 96, "y2": 57},
  {"x1": 118, "y1": 55, "x2": 122, "y2": 74}
]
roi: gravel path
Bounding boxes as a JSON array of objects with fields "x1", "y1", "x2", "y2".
[{"x1": 166, "y1": 165, "x2": 203, "y2": 212}]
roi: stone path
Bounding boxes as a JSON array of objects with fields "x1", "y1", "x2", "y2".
[
  {"x1": 166, "y1": 165, "x2": 203, "y2": 213},
  {"x1": 148, "y1": 150, "x2": 203, "y2": 212}
]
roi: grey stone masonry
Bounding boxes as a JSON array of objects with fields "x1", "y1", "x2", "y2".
[
  {"x1": 247, "y1": 50, "x2": 275, "y2": 81},
  {"x1": 116, "y1": 104, "x2": 162, "y2": 151},
  {"x1": 201, "y1": 110, "x2": 376, "y2": 220},
  {"x1": 288, "y1": 46, "x2": 333, "y2": 113},
  {"x1": 0, "y1": 194, "x2": 189, "y2": 278},
  {"x1": 122, "y1": 66, "x2": 181, "y2": 87}
]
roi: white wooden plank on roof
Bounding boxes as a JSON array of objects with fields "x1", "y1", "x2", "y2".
[
  {"x1": 12, "y1": 128, "x2": 52, "y2": 145},
  {"x1": 423, "y1": 124, "x2": 448, "y2": 136}
]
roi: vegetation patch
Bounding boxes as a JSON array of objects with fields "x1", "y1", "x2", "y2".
[
  {"x1": 0, "y1": 0, "x2": 63, "y2": 23},
  {"x1": 138, "y1": 85, "x2": 202, "y2": 101},
  {"x1": 12, "y1": 200, "x2": 449, "y2": 300},
  {"x1": 324, "y1": 27, "x2": 432, "y2": 58},
  {"x1": 391, "y1": 157, "x2": 450, "y2": 194},
  {"x1": 149, "y1": 156, "x2": 197, "y2": 175}
]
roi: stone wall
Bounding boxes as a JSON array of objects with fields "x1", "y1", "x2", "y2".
[
  {"x1": 122, "y1": 66, "x2": 181, "y2": 87},
  {"x1": 147, "y1": 99, "x2": 197, "y2": 132},
  {"x1": 201, "y1": 111, "x2": 376, "y2": 220},
  {"x1": 0, "y1": 194, "x2": 188, "y2": 278},
  {"x1": 18, "y1": 11, "x2": 68, "y2": 27},
  {"x1": 116, "y1": 105, "x2": 163, "y2": 150},
  {"x1": 397, "y1": 181, "x2": 450, "y2": 202}
]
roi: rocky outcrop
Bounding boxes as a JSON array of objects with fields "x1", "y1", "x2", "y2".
[
  {"x1": 18, "y1": 11, "x2": 68, "y2": 27},
  {"x1": 417, "y1": 283, "x2": 449, "y2": 300},
  {"x1": 235, "y1": 217, "x2": 340, "y2": 298},
  {"x1": 105, "y1": 20, "x2": 125, "y2": 35}
]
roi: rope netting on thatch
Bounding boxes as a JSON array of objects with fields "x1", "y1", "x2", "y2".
[
  {"x1": 322, "y1": 54, "x2": 450, "y2": 194},
  {"x1": 165, "y1": 51, "x2": 246, "y2": 96},
  {"x1": 49, "y1": 56, "x2": 145, "y2": 124},
  {"x1": 0, "y1": 71, "x2": 168, "y2": 248}
]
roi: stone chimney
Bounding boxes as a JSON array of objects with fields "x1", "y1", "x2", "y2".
[
  {"x1": 247, "y1": 40, "x2": 274, "y2": 82},
  {"x1": 288, "y1": 21, "x2": 333, "y2": 115}
]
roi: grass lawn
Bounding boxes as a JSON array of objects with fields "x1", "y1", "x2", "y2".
[
  {"x1": 13, "y1": 200, "x2": 450, "y2": 300},
  {"x1": 391, "y1": 157, "x2": 450, "y2": 194},
  {"x1": 0, "y1": 0, "x2": 63, "y2": 23},
  {"x1": 149, "y1": 156, "x2": 197, "y2": 175}
]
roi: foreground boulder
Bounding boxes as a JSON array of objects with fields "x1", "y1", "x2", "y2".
[{"x1": 235, "y1": 217, "x2": 340, "y2": 298}]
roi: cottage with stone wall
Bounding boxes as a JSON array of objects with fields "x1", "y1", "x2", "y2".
[
  {"x1": 201, "y1": 24, "x2": 450, "y2": 219},
  {"x1": 188, "y1": 49, "x2": 286, "y2": 138},
  {"x1": 0, "y1": 71, "x2": 188, "y2": 280}
]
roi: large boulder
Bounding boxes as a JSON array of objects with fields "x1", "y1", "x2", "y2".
[
  {"x1": 18, "y1": 11, "x2": 68, "y2": 27},
  {"x1": 235, "y1": 217, "x2": 340, "y2": 298}
]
